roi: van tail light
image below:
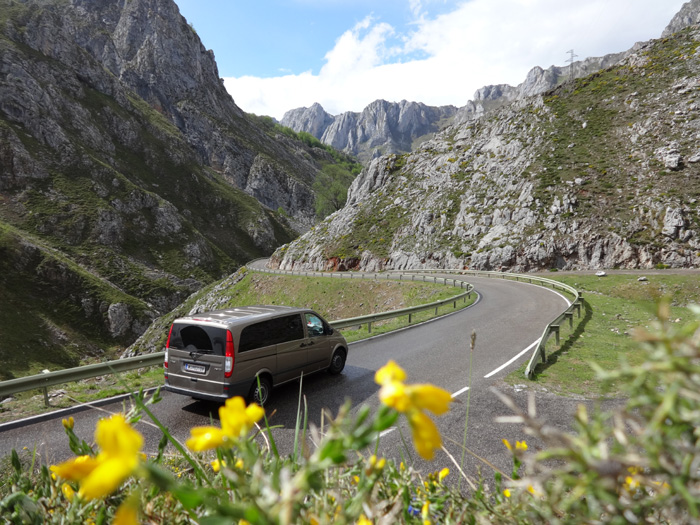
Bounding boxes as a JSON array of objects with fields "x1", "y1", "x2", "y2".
[
  {"x1": 224, "y1": 330, "x2": 234, "y2": 377},
  {"x1": 164, "y1": 324, "x2": 173, "y2": 369}
]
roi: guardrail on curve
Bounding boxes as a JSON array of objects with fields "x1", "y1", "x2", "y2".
[{"x1": 0, "y1": 268, "x2": 473, "y2": 403}]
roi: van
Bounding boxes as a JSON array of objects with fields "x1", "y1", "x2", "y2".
[{"x1": 163, "y1": 305, "x2": 348, "y2": 404}]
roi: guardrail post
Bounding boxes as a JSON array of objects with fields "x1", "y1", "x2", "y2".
[
  {"x1": 368, "y1": 322, "x2": 372, "y2": 334},
  {"x1": 435, "y1": 306, "x2": 438, "y2": 315},
  {"x1": 573, "y1": 301, "x2": 581, "y2": 317},
  {"x1": 565, "y1": 312, "x2": 574, "y2": 328},
  {"x1": 408, "y1": 313, "x2": 412, "y2": 324},
  {"x1": 551, "y1": 325, "x2": 560, "y2": 345},
  {"x1": 42, "y1": 369, "x2": 50, "y2": 407}
]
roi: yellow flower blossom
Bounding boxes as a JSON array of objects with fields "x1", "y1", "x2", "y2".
[
  {"x1": 409, "y1": 411, "x2": 442, "y2": 460},
  {"x1": 62, "y1": 417, "x2": 74, "y2": 430},
  {"x1": 357, "y1": 514, "x2": 372, "y2": 525},
  {"x1": 186, "y1": 397, "x2": 265, "y2": 451},
  {"x1": 625, "y1": 476, "x2": 640, "y2": 490},
  {"x1": 374, "y1": 360, "x2": 406, "y2": 385},
  {"x1": 503, "y1": 488, "x2": 511, "y2": 498},
  {"x1": 61, "y1": 483, "x2": 75, "y2": 502},
  {"x1": 211, "y1": 459, "x2": 226, "y2": 472},
  {"x1": 502, "y1": 439, "x2": 513, "y2": 451},
  {"x1": 374, "y1": 361, "x2": 452, "y2": 460},
  {"x1": 438, "y1": 467, "x2": 450, "y2": 482},
  {"x1": 50, "y1": 414, "x2": 143, "y2": 500},
  {"x1": 516, "y1": 441, "x2": 528, "y2": 451},
  {"x1": 113, "y1": 496, "x2": 139, "y2": 525}
]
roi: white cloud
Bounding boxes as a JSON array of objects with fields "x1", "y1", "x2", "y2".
[{"x1": 224, "y1": 0, "x2": 686, "y2": 120}]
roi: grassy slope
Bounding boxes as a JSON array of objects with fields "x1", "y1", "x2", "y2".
[{"x1": 507, "y1": 272, "x2": 700, "y2": 397}]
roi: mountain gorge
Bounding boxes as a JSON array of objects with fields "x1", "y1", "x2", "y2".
[
  {"x1": 0, "y1": 0, "x2": 356, "y2": 377},
  {"x1": 271, "y1": 20, "x2": 700, "y2": 273}
]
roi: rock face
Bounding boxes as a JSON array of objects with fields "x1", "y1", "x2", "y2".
[
  {"x1": 271, "y1": 26, "x2": 700, "y2": 273},
  {"x1": 281, "y1": 100, "x2": 458, "y2": 163},
  {"x1": 663, "y1": 0, "x2": 700, "y2": 37},
  {"x1": 0, "y1": 0, "x2": 348, "y2": 373}
]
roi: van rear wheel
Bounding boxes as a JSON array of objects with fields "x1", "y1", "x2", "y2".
[
  {"x1": 328, "y1": 349, "x2": 346, "y2": 375},
  {"x1": 249, "y1": 375, "x2": 272, "y2": 406}
]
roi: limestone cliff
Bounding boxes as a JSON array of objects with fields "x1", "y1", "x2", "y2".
[
  {"x1": 281, "y1": 100, "x2": 457, "y2": 163},
  {"x1": 271, "y1": 26, "x2": 700, "y2": 272}
]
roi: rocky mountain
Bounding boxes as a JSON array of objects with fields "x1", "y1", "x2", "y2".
[
  {"x1": 281, "y1": 50, "x2": 635, "y2": 164},
  {"x1": 281, "y1": 100, "x2": 458, "y2": 163},
  {"x1": 0, "y1": 0, "x2": 356, "y2": 378},
  {"x1": 271, "y1": 24, "x2": 700, "y2": 272},
  {"x1": 664, "y1": 0, "x2": 700, "y2": 37}
]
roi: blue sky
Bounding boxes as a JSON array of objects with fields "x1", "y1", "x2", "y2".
[{"x1": 173, "y1": 1, "x2": 686, "y2": 119}]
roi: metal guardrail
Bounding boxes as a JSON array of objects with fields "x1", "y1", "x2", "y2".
[
  {"x1": 0, "y1": 353, "x2": 164, "y2": 401},
  {"x1": 0, "y1": 268, "x2": 473, "y2": 403},
  {"x1": 253, "y1": 266, "x2": 474, "y2": 333}
]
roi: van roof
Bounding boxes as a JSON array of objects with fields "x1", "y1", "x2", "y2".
[{"x1": 173, "y1": 305, "x2": 308, "y2": 327}]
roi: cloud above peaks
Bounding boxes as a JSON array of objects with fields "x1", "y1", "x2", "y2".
[{"x1": 224, "y1": 0, "x2": 685, "y2": 120}]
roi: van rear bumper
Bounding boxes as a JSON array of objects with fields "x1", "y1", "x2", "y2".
[{"x1": 164, "y1": 382, "x2": 250, "y2": 402}]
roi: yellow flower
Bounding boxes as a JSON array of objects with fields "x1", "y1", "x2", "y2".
[
  {"x1": 50, "y1": 415, "x2": 143, "y2": 500},
  {"x1": 502, "y1": 439, "x2": 513, "y2": 451},
  {"x1": 113, "y1": 496, "x2": 139, "y2": 525},
  {"x1": 503, "y1": 488, "x2": 511, "y2": 498},
  {"x1": 374, "y1": 360, "x2": 406, "y2": 385},
  {"x1": 61, "y1": 483, "x2": 75, "y2": 502},
  {"x1": 438, "y1": 467, "x2": 450, "y2": 482},
  {"x1": 186, "y1": 397, "x2": 264, "y2": 451},
  {"x1": 374, "y1": 360, "x2": 452, "y2": 460},
  {"x1": 409, "y1": 411, "x2": 442, "y2": 460},
  {"x1": 357, "y1": 514, "x2": 373, "y2": 525},
  {"x1": 625, "y1": 476, "x2": 640, "y2": 490},
  {"x1": 516, "y1": 441, "x2": 528, "y2": 451},
  {"x1": 62, "y1": 417, "x2": 74, "y2": 430}
]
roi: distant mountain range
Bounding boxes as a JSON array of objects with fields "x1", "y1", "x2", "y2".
[
  {"x1": 280, "y1": 29, "x2": 655, "y2": 163},
  {"x1": 271, "y1": 3, "x2": 700, "y2": 273}
]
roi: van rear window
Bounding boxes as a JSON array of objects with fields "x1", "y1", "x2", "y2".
[
  {"x1": 239, "y1": 314, "x2": 304, "y2": 353},
  {"x1": 169, "y1": 324, "x2": 227, "y2": 356}
]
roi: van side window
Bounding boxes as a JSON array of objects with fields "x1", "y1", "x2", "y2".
[
  {"x1": 239, "y1": 314, "x2": 304, "y2": 353},
  {"x1": 305, "y1": 313, "x2": 325, "y2": 337}
]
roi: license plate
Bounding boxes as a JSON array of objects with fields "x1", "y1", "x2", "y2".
[{"x1": 185, "y1": 363, "x2": 206, "y2": 374}]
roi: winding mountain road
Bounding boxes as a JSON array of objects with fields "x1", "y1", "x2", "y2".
[{"x1": 0, "y1": 268, "x2": 583, "y2": 482}]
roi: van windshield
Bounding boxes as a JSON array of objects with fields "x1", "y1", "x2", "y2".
[{"x1": 168, "y1": 324, "x2": 227, "y2": 356}]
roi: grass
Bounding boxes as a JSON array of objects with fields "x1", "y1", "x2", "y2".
[
  {"x1": 0, "y1": 272, "x2": 474, "y2": 424},
  {"x1": 506, "y1": 272, "x2": 700, "y2": 397}
]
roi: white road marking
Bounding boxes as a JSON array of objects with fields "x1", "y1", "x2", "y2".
[{"x1": 484, "y1": 339, "x2": 540, "y2": 378}]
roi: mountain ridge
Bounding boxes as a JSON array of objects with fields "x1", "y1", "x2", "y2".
[{"x1": 271, "y1": 24, "x2": 700, "y2": 273}]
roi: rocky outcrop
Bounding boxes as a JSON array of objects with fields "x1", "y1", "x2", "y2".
[
  {"x1": 454, "y1": 51, "x2": 632, "y2": 125},
  {"x1": 663, "y1": 0, "x2": 700, "y2": 37},
  {"x1": 0, "y1": 0, "x2": 352, "y2": 369},
  {"x1": 281, "y1": 100, "x2": 458, "y2": 163},
  {"x1": 271, "y1": 27, "x2": 700, "y2": 273}
]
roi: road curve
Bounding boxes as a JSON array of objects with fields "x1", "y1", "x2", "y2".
[{"x1": 0, "y1": 268, "x2": 572, "y2": 482}]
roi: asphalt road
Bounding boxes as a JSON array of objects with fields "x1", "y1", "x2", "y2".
[{"x1": 0, "y1": 273, "x2": 575, "y2": 484}]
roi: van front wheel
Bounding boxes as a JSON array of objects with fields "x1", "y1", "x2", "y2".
[
  {"x1": 249, "y1": 375, "x2": 272, "y2": 406},
  {"x1": 328, "y1": 349, "x2": 346, "y2": 375}
]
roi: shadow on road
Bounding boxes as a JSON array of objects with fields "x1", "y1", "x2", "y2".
[{"x1": 180, "y1": 365, "x2": 379, "y2": 429}]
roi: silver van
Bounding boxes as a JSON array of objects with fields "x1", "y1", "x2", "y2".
[{"x1": 164, "y1": 305, "x2": 348, "y2": 404}]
